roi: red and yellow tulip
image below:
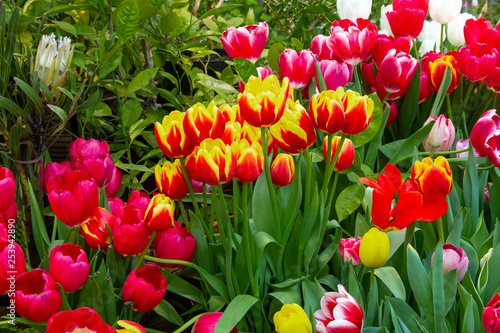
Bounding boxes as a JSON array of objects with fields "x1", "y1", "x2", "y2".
[
  {"x1": 231, "y1": 139, "x2": 264, "y2": 183},
  {"x1": 154, "y1": 159, "x2": 189, "y2": 200},
  {"x1": 411, "y1": 156, "x2": 453, "y2": 198},
  {"x1": 183, "y1": 101, "x2": 226, "y2": 144},
  {"x1": 155, "y1": 111, "x2": 196, "y2": 158}
]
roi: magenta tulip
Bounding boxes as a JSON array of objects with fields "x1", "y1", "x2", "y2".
[
  {"x1": 70, "y1": 138, "x2": 109, "y2": 166},
  {"x1": 192, "y1": 312, "x2": 238, "y2": 333},
  {"x1": 126, "y1": 189, "x2": 151, "y2": 217},
  {"x1": 50, "y1": 243, "x2": 89, "y2": 292},
  {"x1": 220, "y1": 23, "x2": 268, "y2": 63},
  {"x1": 470, "y1": 110, "x2": 500, "y2": 166},
  {"x1": 43, "y1": 161, "x2": 73, "y2": 193},
  {"x1": 0, "y1": 238, "x2": 26, "y2": 295},
  {"x1": 46, "y1": 307, "x2": 115, "y2": 333},
  {"x1": 152, "y1": 221, "x2": 196, "y2": 270},
  {"x1": 122, "y1": 264, "x2": 167, "y2": 312},
  {"x1": 113, "y1": 205, "x2": 152, "y2": 256},
  {"x1": 104, "y1": 166, "x2": 122, "y2": 197},
  {"x1": 0, "y1": 166, "x2": 15, "y2": 213},
  {"x1": 339, "y1": 237, "x2": 362, "y2": 266},
  {"x1": 310, "y1": 34, "x2": 337, "y2": 61},
  {"x1": 483, "y1": 293, "x2": 500, "y2": 333},
  {"x1": 279, "y1": 49, "x2": 316, "y2": 90},
  {"x1": 457, "y1": 43, "x2": 499, "y2": 82},
  {"x1": 74, "y1": 154, "x2": 115, "y2": 188},
  {"x1": 317, "y1": 59, "x2": 353, "y2": 91}
]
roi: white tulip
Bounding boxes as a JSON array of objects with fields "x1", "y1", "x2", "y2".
[
  {"x1": 448, "y1": 13, "x2": 476, "y2": 47},
  {"x1": 380, "y1": 5, "x2": 393, "y2": 36},
  {"x1": 337, "y1": 0, "x2": 373, "y2": 21},
  {"x1": 429, "y1": 0, "x2": 462, "y2": 24}
]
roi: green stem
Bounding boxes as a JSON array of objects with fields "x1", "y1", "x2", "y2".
[
  {"x1": 304, "y1": 149, "x2": 312, "y2": 212},
  {"x1": 446, "y1": 94, "x2": 453, "y2": 124},
  {"x1": 437, "y1": 217, "x2": 445, "y2": 244},
  {"x1": 392, "y1": 147, "x2": 469, "y2": 165},
  {"x1": 178, "y1": 200, "x2": 189, "y2": 225},
  {"x1": 440, "y1": 24, "x2": 445, "y2": 54},
  {"x1": 112, "y1": 73, "x2": 132, "y2": 164},
  {"x1": 322, "y1": 133, "x2": 333, "y2": 202},
  {"x1": 171, "y1": 313, "x2": 209, "y2": 333},
  {"x1": 212, "y1": 188, "x2": 229, "y2": 253},
  {"x1": 323, "y1": 134, "x2": 346, "y2": 203},
  {"x1": 232, "y1": 179, "x2": 239, "y2": 233},
  {"x1": 370, "y1": 267, "x2": 375, "y2": 290},
  {"x1": 327, "y1": 171, "x2": 340, "y2": 208},
  {"x1": 242, "y1": 183, "x2": 259, "y2": 297},
  {"x1": 133, "y1": 231, "x2": 157, "y2": 270},
  {"x1": 179, "y1": 158, "x2": 202, "y2": 216}
]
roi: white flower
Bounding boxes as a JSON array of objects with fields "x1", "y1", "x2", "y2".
[
  {"x1": 448, "y1": 13, "x2": 476, "y2": 47},
  {"x1": 380, "y1": 5, "x2": 393, "y2": 37},
  {"x1": 418, "y1": 21, "x2": 445, "y2": 56},
  {"x1": 429, "y1": 0, "x2": 462, "y2": 24},
  {"x1": 337, "y1": 0, "x2": 372, "y2": 21}
]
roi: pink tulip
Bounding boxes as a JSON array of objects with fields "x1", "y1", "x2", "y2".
[
  {"x1": 152, "y1": 221, "x2": 196, "y2": 270},
  {"x1": 13, "y1": 269, "x2": 62, "y2": 322},
  {"x1": 328, "y1": 18, "x2": 378, "y2": 66},
  {"x1": 310, "y1": 34, "x2": 337, "y2": 61},
  {"x1": 432, "y1": 243, "x2": 469, "y2": 282},
  {"x1": 314, "y1": 284, "x2": 364, "y2": 333},
  {"x1": 122, "y1": 264, "x2": 167, "y2": 312},
  {"x1": 0, "y1": 199, "x2": 17, "y2": 231},
  {"x1": 192, "y1": 312, "x2": 238, "y2": 333},
  {"x1": 457, "y1": 43, "x2": 499, "y2": 82},
  {"x1": 220, "y1": 23, "x2": 268, "y2": 63},
  {"x1": 455, "y1": 139, "x2": 480, "y2": 159},
  {"x1": 279, "y1": 49, "x2": 316, "y2": 90},
  {"x1": 372, "y1": 35, "x2": 412, "y2": 67},
  {"x1": 0, "y1": 238, "x2": 26, "y2": 295},
  {"x1": 376, "y1": 49, "x2": 419, "y2": 99},
  {"x1": 46, "y1": 307, "x2": 115, "y2": 333},
  {"x1": 385, "y1": 99, "x2": 398, "y2": 127},
  {"x1": 485, "y1": 66, "x2": 500, "y2": 93},
  {"x1": 422, "y1": 115, "x2": 456, "y2": 153},
  {"x1": 126, "y1": 189, "x2": 152, "y2": 217},
  {"x1": 317, "y1": 59, "x2": 353, "y2": 91},
  {"x1": 43, "y1": 161, "x2": 73, "y2": 193},
  {"x1": 0, "y1": 166, "x2": 15, "y2": 213},
  {"x1": 47, "y1": 170, "x2": 99, "y2": 227},
  {"x1": 113, "y1": 205, "x2": 152, "y2": 256},
  {"x1": 470, "y1": 109, "x2": 500, "y2": 166},
  {"x1": 105, "y1": 166, "x2": 123, "y2": 197},
  {"x1": 483, "y1": 293, "x2": 500, "y2": 333},
  {"x1": 339, "y1": 237, "x2": 362, "y2": 265},
  {"x1": 74, "y1": 154, "x2": 115, "y2": 188},
  {"x1": 464, "y1": 18, "x2": 493, "y2": 45},
  {"x1": 419, "y1": 71, "x2": 433, "y2": 103},
  {"x1": 108, "y1": 197, "x2": 125, "y2": 215},
  {"x1": 70, "y1": 138, "x2": 109, "y2": 167},
  {"x1": 50, "y1": 243, "x2": 89, "y2": 292}
]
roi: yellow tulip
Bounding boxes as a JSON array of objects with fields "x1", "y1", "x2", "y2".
[
  {"x1": 359, "y1": 227, "x2": 390, "y2": 268},
  {"x1": 273, "y1": 303, "x2": 312, "y2": 333}
]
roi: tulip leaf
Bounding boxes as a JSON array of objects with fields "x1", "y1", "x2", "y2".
[
  {"x1": 116, "y1": 163, "x2": 153, "y2": 173},
  {"x1": 488, "y1": 168, "x2": 500, "y2": 224},
  {"x1": 91, "y1": 278, "x2": 106, "y2": 322},
  {"x1": 389, "y1": 121, "x2": 434, "y2": 165},
  {"x1": 364, "y1": 104, "x2": 390, "y2": 169},
  {"x1": 164, "y1": 270, "x2": 203, "y2": 304},
  {"x1": 154, "y1": 299, "x2": 185, "y2": 326},
  {"x1": 432, "y1": 243, "x2": 445, "y2": 333},
  {"x1": 365, "y1": 277, "x2": 378, "y2": 327},
  {"x1": 388, "y1": 298, "x2": 428, "y2": 333},
  {"x1": 335, "y1": 183, "x2": 365, "y2": 222},
  {"x1": 446, "y1": 207, "x2": 464, "y2": 246},
  {"x1": 407, "y1": 244, "x2": 433, "y2": 319},
  {"x1": 268, "y1": 290, "x2": 301, "y2": 305},
  {"x1": 233, "y1": 58, "x2": 258, "y2": 84},
  {"x1": 483, "y1": 242, "x2": 500, "y2": 303},
  {"x1": 213, "y1": 295, "x2": 259, "y2": 333},
  {"x1": 95, "y1": 261, "x2": 116, "y2": 325},
  {"x1": 28, "y1": 180, "x2": 50, "y2": 257},
  {"x1": 443, "y1": 269, "x2": 457, "y2": 316},
  {"x1": 113, "y1": 0, "x2": 140, "y2": 42},
  {"x1": 350, "y1": 92, "x2": 383, "y2": 149},
  {"x1": 375, "y1": 266, "x2": 406, "y2": 300},
  {"x1": 463, "y1": 142, "x2": 480, "y2": 228},
  {"x1": 397, "y1": 64, "x2": 421, "y2": 138},
  {"x1": 252, "y1": 173, "x2": 277, "y2": 238},
  {"x1": 127, "y1": 67, "x2": 159, "y2": 94}
]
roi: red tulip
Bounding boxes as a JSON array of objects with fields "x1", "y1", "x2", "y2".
[
  {"x1": 231, "y1": 139, "x2": 264, "y2": 183},
  {"x1": 154, "y1": 159, "x2": 189, "y2": 200},
  {"x1": 337, "y1": 88, "x2": 374, "y2": 135},
  {"x1": 279, "y1": 49, "x2": 316, "y2": 90},
  {"x1": 429, "y1": 53, "x2": 461, "y2": 94},
  {"x1": 328, "y1": 18, "x2": 378, "y2": 66},
  {"x1": 314, "y1": 284, "x2": 364, "y2": 333},
  {"x1": 47, "y1": 170, "x2": 99, "y2": 227},
  {"x1": 105, "y1": 166, "x2": 122, "y2": 198},
  {"x1": 471, "y1": 110, "x2": 500, "y2": 156},
  {"x1": 0, "y1": 199, "x2": 17, "y2": 231},
  {"x1": 126, "y1": 189, "x2": 151, "y2": 217},
  {"x1": 422, "y1": 115, "x2": 456, "y2": 153},
  {"x1": 457, "y1": 43, "x2": 499, "y2": 82},
  {"x1": 220, "y1": 22, "x2": 268, "y2": 63},
  {"x1": 270, "y1": 154, "x2": 295, "y2": 187},
  {"x1": 317, "y1": 59, "x2": 353, "y2": 92},
  {"x1": 49, "y1": 243, "x2": 89, "y2": 292},
  {"x1": 46, "y1": 307, "x2": 115, "y2": 333},
  {"x1": 386, "y1": 0, "x2": 428, "y2": 40},
  {"x1": 13, "y1": 269, "x2": 62, "y2": 322},
  {"x1": 0, "y1": 238, "x2": 26, "y2": 295},
  {"x1": 323, "y1": 136, "x2": 355, "y2": 172},
  {"x1": 155, "y1": 111, "x2": 197, "y2": 158},
  {"x1": 376, "y1": 49, "x2": 419, "y2": 99},
  {"x1": 74, "y1": 154, "x2": 115, "y2": 188},
  {"x1": 108, "y1": 197, "x2": 125, "y2": 215},
  {"x1": 192, "y1": 312, "x2": 238, "y2": 333},
  {"x1": 69, "y1": 138, "x2": 109, "y2": 167},
  {"x1": 183, "y1": 101, "x2": 226, "y2": 144},
  {"x1": 485, "y1": 67, "x2": 500, "y2": 93},
  {"x1": 0, "y1": 166, "x2": 15, "y2": 213},
  {"x1": 310, "y1": 34, "x2": 337, "y2": 61},
  {"x1": 483, "y1": 293, "x2": 500, "y2": 333},
  {"x1": 113, "y1": 205, "x2": 152, "y2": 256},
  {"x1": 412, "y1": 156, "x2": 453, "y2": 198},
  {"x1": 81, "y1": 207, "x2": 114, "y2": 251},
  {"x1": 152, "y1": 221, "x2": 196, "y2": 270},
  {"x1": 372, "y1": 35, "x2": 412, "y2": 67},
  {"x1": 122, "y1": 264, "x2": 167, "y2": 312},
  {"x1": 464, "y1": 18, "x2": 493, "y2": 45},
  {"x1": 144, "y1": 194, "x2": 175, "y2": 231},
  {"x1": 339, "y1": 237, "x2": 362, "y2": 266},
  {"x1": 43, "y1": 161, "x2": 73, "y2": 193},
  {"x1": 385, "y1": 99, "x2": 398, "y2": 127},
  {"x1": 419, "y1": 71, "x2": 433, "y2": 103}
]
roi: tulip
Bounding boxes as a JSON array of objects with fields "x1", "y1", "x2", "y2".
[
  {"x1": 126, "y1": 189, "x2": 151, "y2": 217},
  {"x1": 310, "y1": 34, "x2": 336, "y2": 61},
  {"x1": 113, "y1": 205, "x2": 152, "y2": 256},
  {"x1": 108, "y1": 197, "x2": 125, "y2": 215},
  {"x1": 154, "y1": 160, "x2": 188, "y2": 200},
  {"x1": 270, "y1": 154, "x2": 295, "y2": 187},
  {"x1": 379, "y1": 5, "x2": 393, "y2": 36},
  {"x1": 70, "y1": 138, "x2": 109, "y2": 166},
  {"x1": 279, "y1": 49, "x2": 316, "y2": 90},
  {"x1": 13, "y1": 269, "x2": 62, "y2": 322},
  {"x1": 317, "y1": 59, "x2": 353, "y2": 91},
  {"x1": 448, "y1": 13, "x2": 476, "y2": 47},
  {"x1": 0, "y1": 239, "x2": 26, "y2": 295},
  {"x1": 220, "y1": 103, "x2": 243, "y2": 124},
  {"x1": 431, "y1": 243, "x2": 469, "y2": 281},
  {"x1": 183, "y1": 101, "x2": 226, "y2": 144},
  {"x1": 483, "y1": 135, "x2": 500, "y2": 167},
  {"x1": 372, "y1": 34, "x2": 412, "y2": 68},
  {"x1": 238, "y1": 67, "x2": 273, "y2": 93},
  {"x1": 47, "y1": 170, "x2": 99, "y2": 227},
  {"x1": 419, "y1": 71, "x2": 433, "y2": 103},
  {"x1": 122, "y1": 264, "x2": 167, "y2": 312},
  {"x1": 376, "y1": 49, "x2": 419, "y2": 99},
  {"x1": 309, "y1": 90, "x2": 345, "y2": 134},
  {"x1": 429, "y1": 54, "x2": 461, "y2": 94},
  {"x1": 328, "y1": 18, "x2": 378, "y2": 66},
  {"x1": 105, "y1": 166, "x2": 123, "y2": 198},
  {"x1": 464, "y1": 18, "x2": 493, "y2": 45},
  {"x1": 323, "y1": 136, "x2": 355, "y2": 172},
  {"x1": 117, "y1": 320, "x2": 147, "y2": 333},
  {"x1": 0, "y1": 199, "x2": 17, "y2": 231},
  {"x1": 155, "y1": 111, "x2": 197, "y2": 158},
  {"x1": 81, "y1": 207, "x2": 114, "y2": 251},
  {"x1": 238, "y1": 75, "x2": 291, "y2": 128},
  {"x1": 337, "y1": 0, "x2": 372, "y2": 21},
  {"x1": 43, "y1": 161, "x2": 73, "y2": 192},
  {"x1": 273, "y1": 303, "x2": 312, "y2": 333},
  {"x1": 457, "y1": 43, "x2": 499, "y2": 82},
  {"x1": 480, "y1": 248, "x2": 493, "y2": 269},
  {"x1": 386, "y1": 0, "x2": 428, "y2": 40},
  {"x1": 422, "y1": 115, "x2": 456, "y2": 153},
  {"x1": 33, "y1": 33, "x2": 74, "y2": 102},
  {"x1": 339, "y1": 237, "x2": 362, "y2": 265},
  {"x1": 0, "y1": 166, "x2": 15, "y2": 213},
  {"x1": 411, "y1": 156, "x2": 453, "y2": 198},
  {"x1": 428, "y1": 0, "x2": 461, "y2": 24},
  {"x1": 144, "y1": 194, "x2": 175, "y2": 231},
  {"x1": 185, "y1": 138, "x2": 235, "y2": 186},
  {"x1": 314, "y1": 284, "x2": 364, "y2": 333},
  {"x1": 470, "y1": 110, "x2": 500, "y2": 157},
  {"x1": 485, "y1": 67, "x2": 500, "y2": 93},
  {"x1": 483, "y1": 293, "x2": 500, "y2": 333},
  {"x1": 270, "y1": 99, "x2": 317, "y2": 154},
  {"x1": 49, "y1": 243, "x2": 89, "y2": 293},
  {"x1": 220, "y1": 22, "x2": 268, "y2": 63},
  {"x1": 359, "y1": 227, "x2": 390, "y2": 268},
  {"x1": 231, "y1": 139, "x2": 264, "y2": 183},
  {"x1": 192, "y1": 312, "x2": 238, "y2": 333},
  {"x1": 417, "y1": 20, "x2": 444, "y2": 56},
  {"x1": 455, "y1": 139, "x2": 480, "y2": 159},
  {"x1": 385, "y1": 100, "x2": 398, "y2": 127},
  {"x1": 221, "y1": 120, "x2": 243, "y2": 146},
  {"x1": 336, "y1": 87, "x2": 374, "y2": 135},
  {"x1": 46, "y1": 307, "x2": 115, "y2": 333},
  {"x1": 74, "y1": 153, "x2": 115, "y2": 188},
  {"x1": 152, "y1": 221, "x2": 196, "y2": 270}
]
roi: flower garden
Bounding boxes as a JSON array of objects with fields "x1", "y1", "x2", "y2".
[{"x1": 1, "y1": 0, "x2": 500, "y2": 332}]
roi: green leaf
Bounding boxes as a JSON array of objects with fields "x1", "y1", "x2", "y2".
[
  {"x1": 127, "y1": 67, "x2": 158, "y2": 94},
  {"x1": 116, "y1": 163, "x2": 153, "y2": 173},
  {"x1": 398, "y1": 65, "x2": 421, "y2": 138},
  {"x1": 234, "y1": 58, "x2": 258, "y2": 84},
  {"x1": 14, "y1": 77, "x2": 42, "y2": 110},
  {"x1": 484, "y1": 243, "x2": 500, "y2": 303},
  {"x1": 407, "y1": 244, "x2": 433, "y2": 318},
  {"x1": 443, "y1": 270, "x2": 457, "y2": 316},
  {"x1": 198, "y1": 3, "x2": 241, "y2": 20},
  {"x1": 389, "y1": 121, "x2": 434, "y2": 165},
  {"x1": 197, "y1": 78, "x2": 238, "y2": 96},
  {"x1": 29, "y1": 180, "x2": 50, "y2": 257},
  {"x1": 335, "y1": 183, "x2": 365, "y2": 222},
  {"x1": 213, "y1": 295, "x2": 259, "y2": 333},
  {"x1": 165, "y1": 269, "x2": 203, "y2": 304},
  {"x1": 154, "y1": 299, "x2": 185, "y2": 326},
  {"x1": 430, "y1": 66, "x2": 452, "y2": 117},
  {"x1": 252, "y1": 173, "x2": 276, "y2": 237},
  {"x1": 47, "y1": 104, "x2": 68, "y2": 123},
  {"x1": 350, "y1": 93, "x2": 383, "y2": 148},
  {"x1": 375, "y1": 266, "x2": 406, "y2": 300},
  {"x1": 364, "y1": 104, "x2": 390, "y2": 169},
  {"x1": 268, "y1": 43, "x2": 286, "y2": 73},
  {"x1": 121, "y1": 99, "x2": 142, "y2": 129},
  {"x1": 113, "y1": 0, "x2": 140, "y2": 42},
  {"x1": 389, "y1": 298, "x2": 429, "y2": 333},
  {"x1": 52, "y1": 20, "x2": 77, "y2": 36},
  {"x1": 0, "y1": 96, "x2": 27, "y2": 118},
  {"x1": 432, "y1": 243, "x2": 445, "y2": 333}
]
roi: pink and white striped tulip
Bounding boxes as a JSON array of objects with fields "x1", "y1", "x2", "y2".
[
  {"x1": 422, "y1": 114, "x2": 456, "y2": 153},
  {"x1": 279, "y1": 49, "x2": 316, "y2": 90}
]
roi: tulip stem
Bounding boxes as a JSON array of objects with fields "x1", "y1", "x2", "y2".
[
  {"x1": 170, "y1": 312, "x2": 209, "y2": 333},
  {"x1": 392, "y1": 147, "x2": 469, "y2": 165},
  {"x1": 323, "y1": 134, "x2": 346, "y2": 204},
  {"x1": 327, "y1": 171, "x2": 340, "y2": 209},
  {"x1": 370, "y1": 267, "x2": 375, "y2": 289},
  {"x1": 437, "y1": 217, "x2": 445, "y2": 243},
  {"x1": 446, "y1": 94, "x2": 453, "y2": 124},
  {"x1": 304, "y1": 149, "x2": 313, "y2": 212},
  {"x1": 180, "y1": 158, "x2": 202, "y2": 217},
  {"x1": 440, "y1": 24, "x2": 445, "y2": 54},
  {"x1": 212, "y1": 188, "x2": 229, "y2": 253},
  {"x1": 232, "y1": 179, "x2": 239, "y2": 233},
  {"x1": 133, "y1": 231, "x2": 157, "y2": 271},
  {"x1": 242, "y1": 183, "x2": 259, "y2": 298},
  {"x1": 178, "y1": 200, "x2": 189, "y2": 225}
]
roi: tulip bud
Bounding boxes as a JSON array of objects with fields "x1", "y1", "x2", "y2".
[
  {"x1": 448, "y1": 13, "x2": 475, "y2": 47},
  {"x1": 13, "y1": 269, "x2": 62, "y2": 322},
  {"x1": 43, "y1": 161, "x2": 73, "y2": 193},
  {"x1": 359, "y1": 228, "x2": 390, "y2": 268},
  {"x1": 70, "y1": 138, "x2": 109, "y2": 167},
  {"x1": 432, "y1": 243, "x2": 469, "y2": 282},
  {"x1": 49, "y1": 243, "x2": 89, "y2": 292},
  {"x1": 231, "y1": 139, "x2": 264, "y2": 183},
  {"x1": 270, "y1": 154, "x2": 295, "y2": 187},
  {"x1": 429, "y1": 0, "x2": 462, "y2": 24},
  {"x1": 309, "y1": 90, "x2": 345, "y2": 135},
  {"x1": 122, "y1": 264, "x2": 167, "y2": 312},
  {"x1": 422, "y1": 115, "x2": 456, "y2": 153},
  {"x1": 273, "y1": 303, "x2": 312, "y2": 333},
  {"x1": 192, "y1": 312, "x2": 238, "y2": 333},
  {"x1": 323, "y1": 136, "x2": 355, "y2": 172},
  {"x1": 74, "y1": 154, "x2": 115, "y2": 188},
  {"x1": 81, "y1": 207, "x2": 114, "y2": 251},
  {"x1": 480, "y1": 248, "x2": 493, "y2": 270},
  {"x1": 152, "y1": 221, "x2": 196, "y2": 271},
  {"x1": 483, "y1": 293, "x2": 500, "y2": 333},
  {"x1": 144, "y1": 194, "x2": 175, "y2": 231},
  {"x1": 317, "y1": 59, "x2": 353, "y2": 92},
  {"x1": 339, "y1": 237, "x2": 362, "y2": 266},
  {"x1": 126, "y1": 190, "x2": 152, "y2": 217}
]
